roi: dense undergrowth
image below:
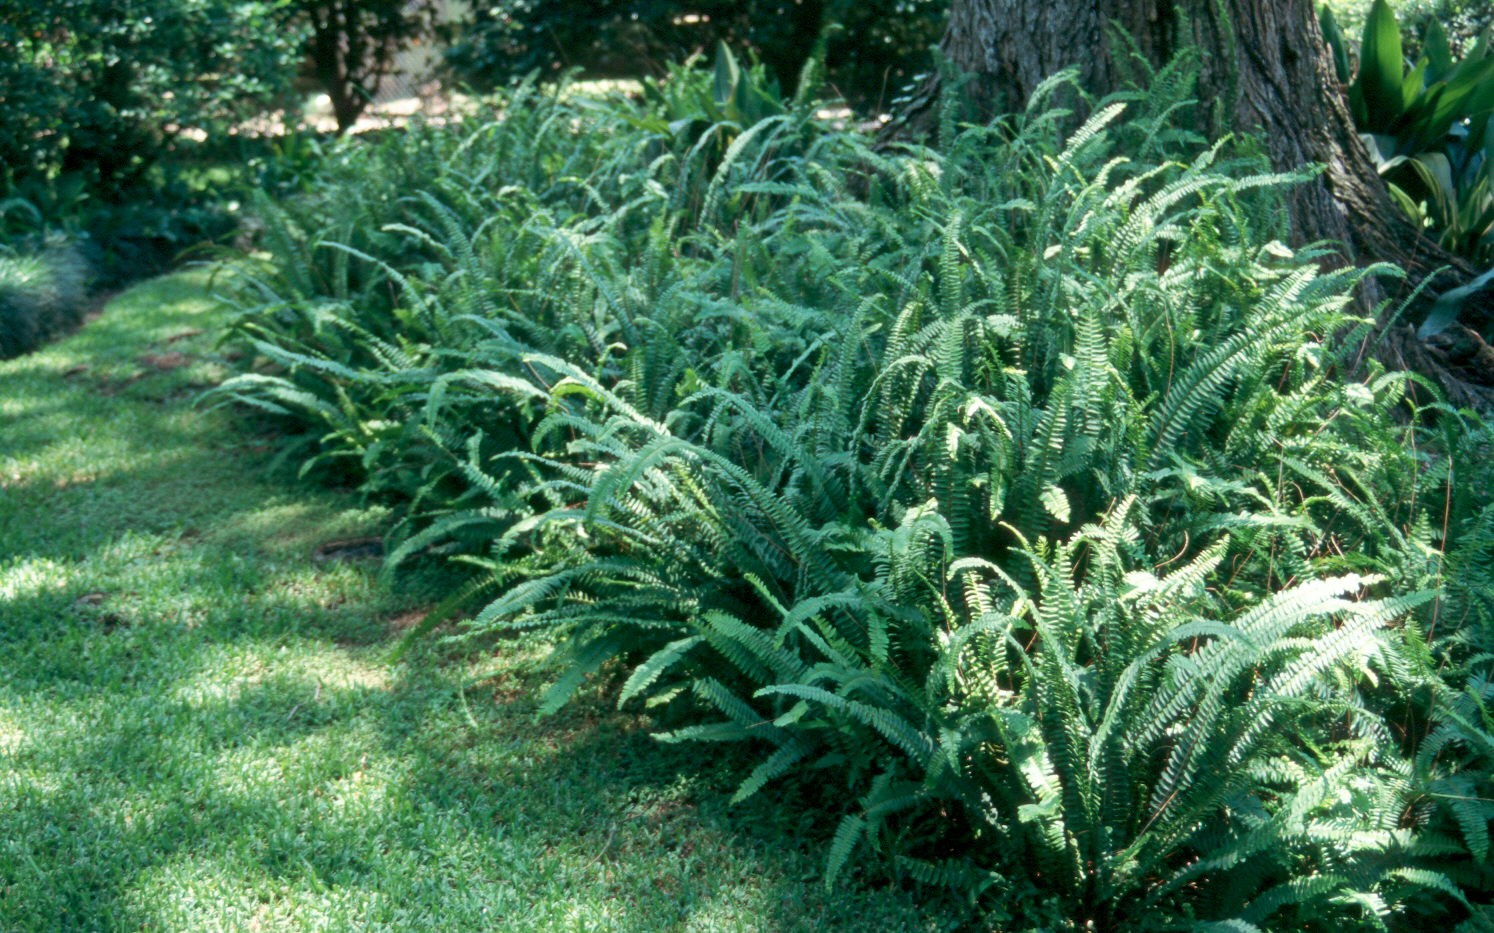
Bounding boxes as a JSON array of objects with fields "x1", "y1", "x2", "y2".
[{"x1": 214, "y1": 62, "x2": 1494, "y2": 929}]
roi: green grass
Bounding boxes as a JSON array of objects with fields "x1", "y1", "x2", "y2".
[{"x1": 0, "y1": 270, "x2": 954, "y2": 931}]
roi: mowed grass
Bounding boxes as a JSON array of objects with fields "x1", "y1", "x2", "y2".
[{"x1": 0, "y1": 270, "x2": 955, "y2": 931}]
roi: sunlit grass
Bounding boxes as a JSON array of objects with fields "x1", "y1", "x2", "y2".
[{"x1": 0, "y1": 270, "x2": 954, "y2": 931}]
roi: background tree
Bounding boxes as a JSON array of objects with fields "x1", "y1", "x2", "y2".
[
  {"x1": 0, "y1": 0, "x2": 308, "y2": 280},
  {"x1": 442, "y1": 0, "x2": 947, "y2": 110},
  {"x1": 906, "y1": 0, "x2": 1493, "y2": 403},
  {"x1": 0, "y1": 0, "x2": 303, "y2": 199},
  {"x1": 300, "y1": 0, "x2": 438, "y2": 131}
]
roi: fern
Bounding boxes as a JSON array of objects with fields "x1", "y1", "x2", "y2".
[{"x1": 212, "y1": 66, "x2": 1494, "y2": 929}]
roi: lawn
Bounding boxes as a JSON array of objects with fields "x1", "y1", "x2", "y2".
[{"x1": 0, "y1": 271, "x2": 952, "y2": 931}]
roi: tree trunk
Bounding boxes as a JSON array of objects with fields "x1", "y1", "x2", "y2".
[
  {"x1": 903, "y1": 0, "x2": 1493, "y2": 406},
  {"x1": 308, "y1": 4, "x2": 366, "y2": 133}
]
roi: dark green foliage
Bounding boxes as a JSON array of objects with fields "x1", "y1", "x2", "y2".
[
  {"x1": 0, "y1": 0, "x2": 304, "y2": 199},
  {"x1": 0, "y1": 0, "x2": 429, "y2": 284},
  {"x1": 443, "y1": 0, "x2": 945, "y2": 110},
  {"x1": 1324, "y1": 0, "x2": 1493, "y2": 57},
  {"x1": 1398, "y1": 0, "x2": 1494, "y2": 57},
  {"x1": 0, "y1": 0, "x2": 310, "y2": 284},
  {"x1": 218, "y1": 66, "x2": 1494, "y2": 928}
]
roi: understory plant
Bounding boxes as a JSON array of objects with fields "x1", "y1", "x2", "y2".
[
  {"x1": 1321, "y1": 0, "x2": 1494, "y2": 275},
  {"x1": 216, "y1": 62, "x2": 1494, "y2": 930},
  {"x1": 0, "y1": 228, "x2": 90, "y2": 359}
]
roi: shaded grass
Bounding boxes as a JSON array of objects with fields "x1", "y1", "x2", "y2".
[{"x1": 0, "y1": 271, "x2": 957, "y2": 931}]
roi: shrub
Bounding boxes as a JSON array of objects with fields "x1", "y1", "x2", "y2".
[
  {"x1": 0, "y1": 1, "x2": 303, "y2": 200},
  {"x1": 442, "y1": 0, "x2": 946, "y2": 110},
  {"x1": 0, "y1": 0, "x2": 312, "y2": 287},
  {"x1": 0, "y1": 237, "x2": 91, "y2": 359}
]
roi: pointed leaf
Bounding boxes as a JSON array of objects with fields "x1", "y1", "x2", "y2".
[
  {"x1": 1041, "y1": 484, "x2": 1071, "y2": 524},
  {"x1": 1424, "y1": 19, "x2": 1454, "y2": 83},
  {"x1": 1419, "y1": 266, "x2": 1494, "y2": 338},
  {"x1": 1355, "y1": 0, "x2": 1407, "y2": 132}
]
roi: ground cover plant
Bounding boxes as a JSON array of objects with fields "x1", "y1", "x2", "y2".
[
  {"x1": 216, "y1": 61, "x2": 1494, "y2": 928},
  {"x1": 0, "y1": 232, "x2": 89, "y2": 360},
  {"x1": 0, "y1": 271, "x2": 956, "y2": 931}
]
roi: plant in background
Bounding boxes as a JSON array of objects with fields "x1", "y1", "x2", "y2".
[
  {"x1": 0, "y1": 1, "x2": 305, "y2": 198},
  {"x1": 442, "y1": 0, "x2": 945, "y2": 111},
  {"x1": 0, "y1": 0, "x2": 311, "y2": 285},
  {"x1": 0, "y1": 0, "x2": 442, "y2": 287},
  {"x1": 0, "y1": 233, "x2": 90, "y2": 359},
  {"x1": 625, "y1": 41, "x2": 806, "y2": 206},
  {"x1": 1322, "y1": 0, "x2": 1493, "y2": 56},
  {"x1": 634, "y1": 42, "x2": 789, "y2": 136},
  {"x1": 1320, "y1": 0, "x2": 1494, "y2": 272}
]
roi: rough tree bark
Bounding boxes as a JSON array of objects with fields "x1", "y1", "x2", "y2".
[{"x1": 900, "y1": 0, "x2": 1493, "y2": 404}]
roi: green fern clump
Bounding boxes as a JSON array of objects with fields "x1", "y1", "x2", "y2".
[
  {"x1": 212, "y1": 69, "x2": 839, "y2": 545},
  {"x1": 460, "y1": 90, "x2": 1491, "y2": 927},
  {"x1": 216, "y1": 63, "x2": 1494, "y2": 929}
]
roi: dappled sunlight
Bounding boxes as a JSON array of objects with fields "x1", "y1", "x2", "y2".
[
  {"x1": 6, "y1": 0, "x2": 1493, "y2": 924},
  {"x1": 172, "y1": 647, "x2": 391, "y2": 710},
  {"x1": 0, "y1": 271, "x2": 944, "y2": 930},
  {"x1": 0, "y1": 711, "x2": 24, "y2": 757},
  {"x1": 205, "y1": 501, "x2": 390, "y2": 563},
  {"x1": 0, "y1": 556, "x2": 72, "y2": 602},
  {"x1": 0, "y1": 379, "x2": 73, "y2": 420},
  {"x1": 0, "y1": 404, "x2": 228, "y2": 497},
  {"x1": 121, "y1": 854, "x2": 384, "y2": 931},
  {"x1": 208, "y1": 722, "x2": 393, "y2": 799}
]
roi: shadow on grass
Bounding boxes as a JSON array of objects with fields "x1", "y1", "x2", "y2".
[
  {"x1": 0, "y1": 605, "x2": 947, "y2": 930},
  {"x1": 381, "y1": 671, "x2": 942, "y2": 932},
  {"x1": 0, "y1": 271, "x2": 957, "y2": 931},
  {"x1": 0, "y1": 501, "x2": 948, "y2": 930}
]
